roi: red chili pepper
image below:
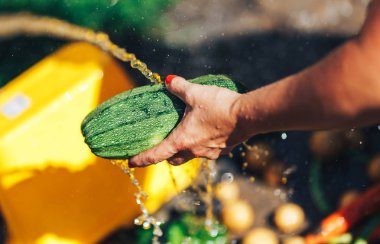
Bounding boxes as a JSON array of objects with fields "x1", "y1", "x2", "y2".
[{"x1": 306, "y1": 184, "x2": 380, "y2": 244}]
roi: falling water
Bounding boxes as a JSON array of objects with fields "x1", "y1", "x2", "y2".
[
  {"x1": 0, "y1": 13, "x2": 221, "y2": 241},
  {"x1": 0, "y1": 13, "x2": 162, "y2": 84},
  {"x1": 111, "y1": 160, "x2": 163, "y2": 243}
]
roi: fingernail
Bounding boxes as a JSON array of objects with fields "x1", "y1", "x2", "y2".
[{"x1": 165, "y1": 75, "x2": 176, "y2": 85}]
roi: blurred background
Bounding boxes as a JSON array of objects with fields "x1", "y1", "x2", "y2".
[{"x1": 1, "y1": 0, "x2": 380, "y2": 244}]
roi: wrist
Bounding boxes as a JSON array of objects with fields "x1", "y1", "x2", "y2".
[{"x1": 231, "y1": 93, "x2": 260, "y2": 137}]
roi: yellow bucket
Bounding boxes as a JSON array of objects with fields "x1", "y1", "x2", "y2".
[{"x1": 0, "y1": 43, "x2": 200, "y2": 244}]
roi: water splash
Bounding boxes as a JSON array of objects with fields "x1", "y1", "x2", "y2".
[
  {"x1": 0, "y1": 13, "x2": 227, "y2": 240},
  {"x1": 202, "y1": 159, "x2": 215, "y2": 233},
  {"x1": 111, "y1": 160, "x2": 163, "y2": 243}
]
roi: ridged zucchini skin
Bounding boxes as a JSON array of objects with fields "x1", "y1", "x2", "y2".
[{"x1": 81, "y1": 74, "x2": 244, "y2": 159}]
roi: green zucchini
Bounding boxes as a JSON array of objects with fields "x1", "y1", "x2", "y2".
[{"x1": 81, "y1": 74, "x2": 244, "y2": 159}]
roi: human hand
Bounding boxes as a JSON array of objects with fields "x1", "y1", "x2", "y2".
[{"x1": 129, "y1": 75, "x2": 247, "y2": 167}]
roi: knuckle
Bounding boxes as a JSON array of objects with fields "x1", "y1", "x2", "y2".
[
  {"x1": 145, "y1": 156, "x2": 158, "y2": 165},
  {"x1": 184, "y1": 87, "x2": 196, "y2": 104}
]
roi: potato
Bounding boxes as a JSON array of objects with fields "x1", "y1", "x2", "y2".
[
  {"x1": 339, "y1": 190, "x2": 359, "y2": 209},
  {"x1": 222, "y1": 200, "x2": 254, "y2": 234},
  {"x1": 264, "y1": 160, "x2": 285, "y2": 186},
  {"x1": 309, "y1": 131, "x2": 345, "y2": 159},
  {"x1": 283, "y1": 236, "x2": 305, "y2": 244},
  {"x1": 215, "y1": 181, "x2": 240, "y2": 204},
  {"x1": 368, "y1": 155, "x2": 380, "y2": 182},
  {"x1": 274, "y1": 203, "x2": 305, "y2": 233},
  {"x1": 243, "y1": 227, "x2": 278, "y2": 244}
]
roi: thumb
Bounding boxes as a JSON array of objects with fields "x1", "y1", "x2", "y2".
[{"x1": 165, "y1": 75, "x2": 193, "y2": 103}]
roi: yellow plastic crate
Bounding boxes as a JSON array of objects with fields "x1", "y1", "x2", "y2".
[{"x1": 0, "y1": 42, "x2": 200, "y2": 244}]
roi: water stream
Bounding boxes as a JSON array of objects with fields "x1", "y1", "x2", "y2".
[{"x1": 0, "y1": 13, "x2": 218, "y2": 242}]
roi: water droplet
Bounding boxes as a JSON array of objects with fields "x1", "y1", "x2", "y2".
[
  {"x1": 274, "y1": 189, "x2": 281, "y2": 196},
  {"x1": 95, "y1": 33, "x2": 109, "y2": 42},
  {"x1": 242, "y1": 162, "x2": 248, "y2": 169},
  {"x1": 142, "y1": 221, "x2": 151, "y2": 229},
  {"x1": 283, "y1": 165, "x2": 297, "y2": 175},
  {"x1": 205, "y1": 218, "x2": 212, "y2": 227},
  {"x1": 209, "y1": 226, "x2": 219, "y2": 237},
  {"x1": 281, "y1": 133, "x2": 287, "y2": 140},
  {"x1": 131, "y1": 59, "x2": 142, "y2": 68},
  {"x1": 281, "y1": 177, "x2": 287, "y2": 184},
  {"x1": 134, "y1": 218, "x2": 143, "y2": 225},
  {"x1": 125, "y1": 53, "x2": 136, "y2": 60},
  {"x1": 221, "y1": 172, "x2": 234, "y2": 183},
  {"x1": 153, "y1": 226, "x2": 163, "y2": 236}
]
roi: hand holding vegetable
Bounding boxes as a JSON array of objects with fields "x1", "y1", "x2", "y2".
[
  {"x1": 84, "y1": 0, "x2": 380, "y2": 167},
  {"x1": 131, "y1": 0, "x2": 380, "y2": 167},
  {"x1": 129, "y1": 76, "x2": 248, "y2": 167}
]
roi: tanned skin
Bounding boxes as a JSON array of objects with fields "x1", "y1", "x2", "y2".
[{"x1": 129, "y1": 0, "x2": 380, "y2": 167}]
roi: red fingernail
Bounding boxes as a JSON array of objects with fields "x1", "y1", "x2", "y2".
[{"x1": 165, "y1": 75, "x2": 176, "y2": 85}]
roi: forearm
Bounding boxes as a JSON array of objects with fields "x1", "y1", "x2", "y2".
[
  {"x1": 234, "y1": 0, "x2": 380, "y2": 135},
  {"x1": 235, "y1": 38, "x2": 380, "y2": 135},
  {"x1": 129, "y1": 0, "x2": 380, "y2": 166}
]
